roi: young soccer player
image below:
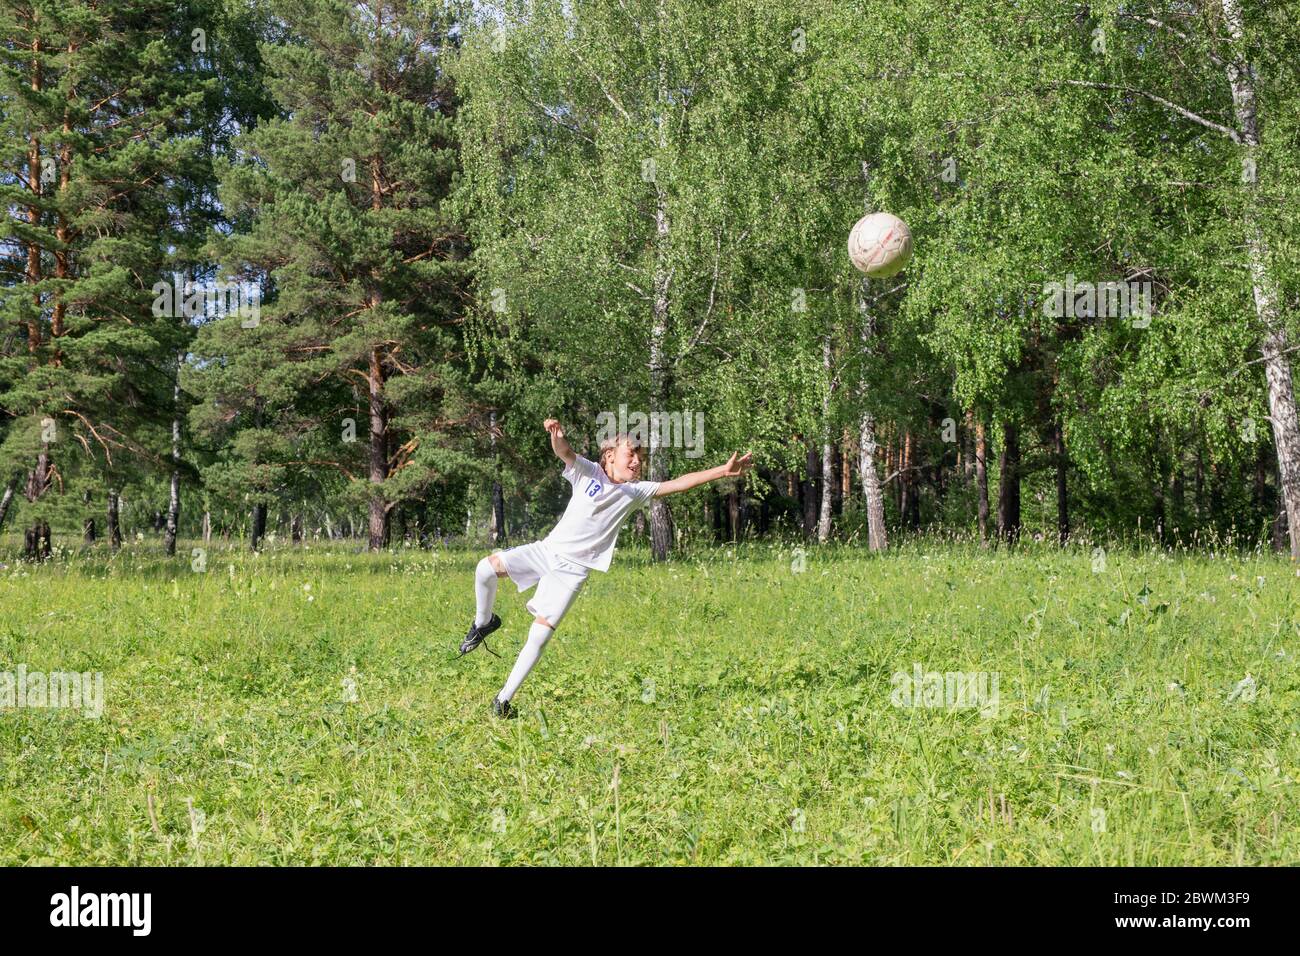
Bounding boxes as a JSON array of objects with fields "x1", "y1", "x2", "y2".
[{"x1": 460, "y1": 417, "x2": 753, "y2": 717}]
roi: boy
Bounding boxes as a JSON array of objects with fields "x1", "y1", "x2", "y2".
[{"x1": 460, "y1": 417, "x2": 753, "y2": 717}]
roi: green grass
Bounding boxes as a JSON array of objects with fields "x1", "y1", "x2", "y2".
[{"x1": 1, "y1": 537, "x2": 1298, "y2": 865}]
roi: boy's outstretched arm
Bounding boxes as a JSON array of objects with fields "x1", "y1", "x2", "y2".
[
  {"x1": 652, "y1": 452, "x2": 754, "y2": 497},
  {"x1": 543, "y1": 418, "x2": 577, "y2": 466}
]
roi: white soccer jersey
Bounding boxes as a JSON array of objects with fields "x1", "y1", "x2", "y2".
[{"x1": 542, "y1": 455, "x2": 661, "y2": 571}]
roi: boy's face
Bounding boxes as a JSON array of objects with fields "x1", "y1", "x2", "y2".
[{"x1": 606, "y1": 441, "x2": 643, "y2": 483}]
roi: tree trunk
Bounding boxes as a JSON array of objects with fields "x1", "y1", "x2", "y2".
[
  {"x1": 858, "y1": 412, "x2": 888, "y2": 552},
  {"x1": 899, "y1": 431, "x2": 915, "y2": 530},
  {"x1": 490, "y1": 410, "x2": 506, "y2": 545},
  {"x1": 817, "y1": 436, "x2": 834, "y2": 540},
  {"x1": 367, "y1": 347, "x2": 389, "y2": 551},
  {"x1": 488, "y1": 478, "x2": 504, "y2": 541},
  {"x1": 250, "y1": 502, "x2": 267, "y2": 552},
  {"x1": 1170, "y1": 451, "x2": 1185, "y2": 539},
  {"x1": 164, "y1": 355, "x2": 182, "y2": 556},
  {"x1": 963, "y1": 409, "x2": 976, "y2": 479},
  {"x1": 292, "y1": 512, "x2": 303, "y2": 544},
  {"x1": 883, "y1": 430, "x2": 894, "y2": 499},
  {"x1": 646, "y1": 344, "x2": 673, "y2": 560},
  {"x1": 1154, "y1": 467, "x2": 1166, "y2": 546},
  {"x1": 840, "y1": 432, "x2": 851, "y2": 509},
  {"x1": 1210, "y1": 461, "x2": 1225, "y2": 527},
  {"x1": 26, "y1": 445, "x2": 50, "y2": 504},
  {"x1": 107, "y1": 491, "x2": 122, "y2": 551},
  {"x1": 1195, "y1": 444, "x2": 1206, "y2": 524},
  {"x1": 1274, "y1": 461, "x2": 1289, "y2": 552},
  {"x1": 997, "y1": 421, "x2": 1020, "y2": 544},
  {"x1": 647, "y1": 12, "x2": 674, "y2": 562},
  {"x1": 933, "y1": 424, "x2": 948, "y2": 511},
  {"x1": 84, "y1": 517, "x2": 96, "y2": 544},
  {"x1": 802, "y1": 443, "x2": 818, "y2": 538},
  {"x1": 202, "y1": 509, "x2": 212, "y2": 548},
  {"x1": 975, "y1": 419, "x2": 990, "y2": 546},
  {"x1": 856, "y1": 168, "x2": 889, "y2": 553},
  {"x1": 1221, "y1": 0, "x2": 1300, "y2": 558},
  {"x1": 908, "y1": 433, "x2": 922, "y2": 529},
  {"x1": 24, "y1": 521, "x2": 50, "y2": 561},
  {"x1": 0, "y1": 475, "x2": 16, "y2": 535},
  {"x1": 894, "y1": 432, "x2": 904, "y2": 515},
  {"x1": 1250, "y1": 270, "x2": 1300, "y2": 553},
  {"x1": 818, "y1": 332, "x2": 834, "y2": 543},
  {"x1": 1054, "y1": 420, "x2": 1069, "y2": 545},
  {"x1": 1253, "y1": 446, "x2": 1268, "y2": 518}
]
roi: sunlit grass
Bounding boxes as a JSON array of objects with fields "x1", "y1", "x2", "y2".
[{"x1": 1, "y1": 536, "x2": 1297, "y2": 864}]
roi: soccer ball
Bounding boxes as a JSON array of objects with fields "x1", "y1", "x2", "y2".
[{"x1": 847, "y1": 212, "x2": 912, "y2": 278}]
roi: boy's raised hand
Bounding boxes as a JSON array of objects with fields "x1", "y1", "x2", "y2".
[
  {"x1": 721, "y1": 451, "x2": 754, "y2": 478},
  {"x1": 544, "y1": 418, "x2": 577, "y2": 466}
]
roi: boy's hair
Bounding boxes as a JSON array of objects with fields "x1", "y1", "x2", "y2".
[{"x1": 598, "y1": 432, "x2": 646, "y2": 470}]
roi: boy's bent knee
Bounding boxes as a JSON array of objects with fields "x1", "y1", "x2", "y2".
[{"x1": 488, "y1": 553, "x2": 507, "y2": 577}]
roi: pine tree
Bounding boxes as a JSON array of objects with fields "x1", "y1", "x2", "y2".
[
  {"x1": 0, "y1": 0, "x2": 220, "y2": 555},
  {"x1": 190, "y1": 0, "x2": 470, "y2": 552}
]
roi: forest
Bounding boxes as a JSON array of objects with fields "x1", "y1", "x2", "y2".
[{"x1": 1, "y1": 0, "x2": 1298, "y2": 561}]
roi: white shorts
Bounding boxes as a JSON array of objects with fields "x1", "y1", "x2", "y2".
[{"x1": 496, "y1": 541, "x2": 590, "y2": 628}]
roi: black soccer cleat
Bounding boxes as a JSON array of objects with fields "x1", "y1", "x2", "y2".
[
  {"x1": 459, "y1": 613, "x2": 502, "y2": 657},
  {"x1": 492, "y1": 696, "x2": 515, "y2": 719}
]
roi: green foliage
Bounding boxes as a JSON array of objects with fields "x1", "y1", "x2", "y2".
[
  {"x1": 187, "y1": 0, "x2": 473, "y2": 542},
  {"x1": 4, "y1": 0, "x2": 1300, "y2": 549}
]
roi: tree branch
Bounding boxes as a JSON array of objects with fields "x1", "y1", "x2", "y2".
[
  {"x1": 1055, "y1": 80, "x2": 1241, "y2": 143},
  {"x1": 1117, "y1": 13, "x2": 1227, "y2": 69}
]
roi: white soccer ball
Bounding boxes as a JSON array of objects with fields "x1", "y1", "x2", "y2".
[{"x1": 847, "y1": 212, "x2": 912, "y2": 278}]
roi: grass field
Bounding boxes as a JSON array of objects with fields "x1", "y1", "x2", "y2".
[{"x1": 1, "y1": 537, "x2": 1298, "y2": 865}]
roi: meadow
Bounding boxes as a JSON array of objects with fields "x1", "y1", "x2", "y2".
[{"x1": 1, "y1": 537, "x2": 1297, "y2": 865}]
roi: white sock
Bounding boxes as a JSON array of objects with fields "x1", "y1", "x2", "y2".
[
  {"x1": 474, "y1": 557, "x2": 499, "y2": 627},
  {"x1": 498, "y1": 621, "x2": 554, "y2": 702}
]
